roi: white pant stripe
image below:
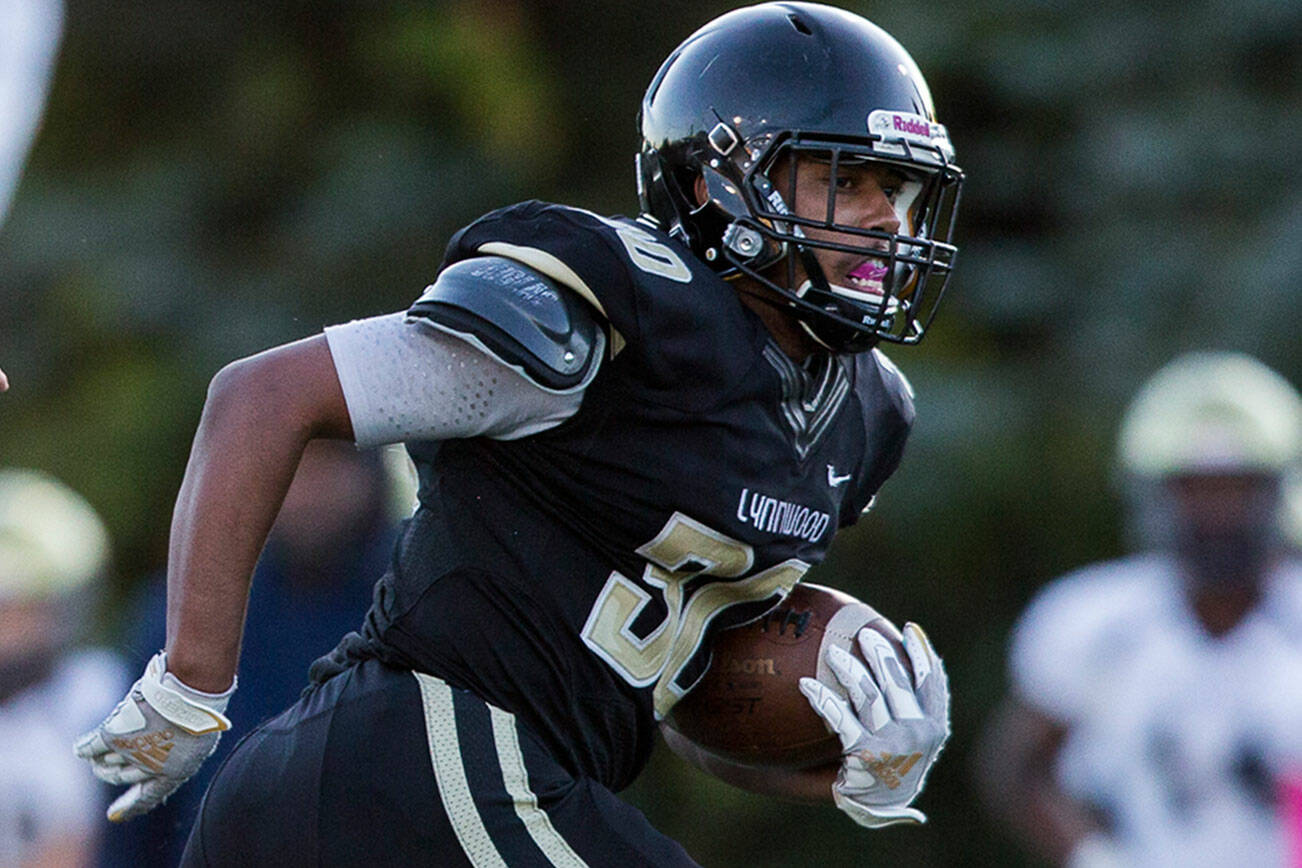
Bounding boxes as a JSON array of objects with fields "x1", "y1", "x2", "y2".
[
  {"x1": 487, "y1": 705, "x2": 590, "y2": 867},
  {"x1": 413, "y1": 673, "x2": 507, "y2": 868}
]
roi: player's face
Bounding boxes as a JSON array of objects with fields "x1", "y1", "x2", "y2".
[
  {"x1": 768, "y1": 155, "x2": 919, "y2": 296},
  {"x1": 0, "y1": 595, "x2": 64, "y2": 692},
  {"x1": 1165, "y1": 472, "x2": 1281, "y2": 588}
]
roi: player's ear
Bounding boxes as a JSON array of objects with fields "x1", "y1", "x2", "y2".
[{"x1": 693, "y1": 174, "x2": 709, "y2": 207}]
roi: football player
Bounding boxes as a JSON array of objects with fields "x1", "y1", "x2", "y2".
[
  {"x1": 977, "y1": 352, "x2": 1302, "y2": 867},
  {"x1": 0, "y1": 469, "x2": 128, "y2": 866},
  {"x1": 75, "y1": 4, "x2": 962, "y2": 864}
]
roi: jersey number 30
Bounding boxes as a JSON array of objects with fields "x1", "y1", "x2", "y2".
[
  {"x1": 611, "y1": 221, "x2": 692, "y2": 283},
  {"x1": 580, "y1": 512, "x2": 809, "y2": 718}
]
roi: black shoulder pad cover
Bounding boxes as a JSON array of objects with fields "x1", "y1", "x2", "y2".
[{"x1": 407, "y1": 256, "x2": 604, "y2": 392}]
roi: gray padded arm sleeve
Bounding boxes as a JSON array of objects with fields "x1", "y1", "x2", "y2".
[{"x1": 324, "y1": 313, "x2": 584, "y2": 449}]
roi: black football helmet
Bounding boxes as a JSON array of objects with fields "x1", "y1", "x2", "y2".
[{"x1": 637, "y1": 2, "x2": 963, "y2": 351}]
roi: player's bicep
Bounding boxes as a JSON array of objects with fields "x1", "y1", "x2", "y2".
[
  {"x1": 324, "y1": 312, "x2": 584, "y2": 448},
  {"x1": 212, "y1": 334, "x2": 353, "y2": 441}
]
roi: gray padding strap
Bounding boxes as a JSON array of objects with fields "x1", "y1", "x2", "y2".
[{"x1": 407, "y1": 257, "x2": 603, "y2": 393}]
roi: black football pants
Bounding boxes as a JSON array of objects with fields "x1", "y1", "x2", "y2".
[{"x1": 180, "y1": 659, "x2": 698, "y2": 867}]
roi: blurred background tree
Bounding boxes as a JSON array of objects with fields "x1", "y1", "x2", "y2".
[{"x1": 1, "y1": 0, "x2": 1299, "y2": 864}]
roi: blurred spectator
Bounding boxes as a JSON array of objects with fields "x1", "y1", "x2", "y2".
[
  {"x1": 977, "y1": 352, "x2": 1302, "y2": 867},
  {"x1": 0, "y1": 468, "x2": 128, "y2": 867},
  {"x1": 97, "y1": 440, "x2": 406, "y2": 866}
]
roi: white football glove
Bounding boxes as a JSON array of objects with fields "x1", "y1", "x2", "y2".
[
  {"x1": 799, "y1": 622, "x2": 950, "y2": 829},
  {"x1": 74, "y1": 651, "x2": 234, "y2": 822}
]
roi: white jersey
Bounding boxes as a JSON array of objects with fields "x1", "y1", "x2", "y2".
[
  {"x1": 1010, "y1": 553, "x2": 1302, "y2": 868},
  {"x1": 0, "y1": 649, "x2": 128, "y2": 864}
]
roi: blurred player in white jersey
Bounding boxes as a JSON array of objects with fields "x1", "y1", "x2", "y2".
[
  {"x1": 978, "y1": 351, "x2": 1302, "y2": 867},
  {"x1": 2, "y1": 13, "x2": 134, "y2": 862},
  {"x1": 0, "y1": 469, "x2": 128, "y2": 866}
]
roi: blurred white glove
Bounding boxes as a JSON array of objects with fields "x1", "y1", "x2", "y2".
[
  {"x1": 799, "y1": 622, "x2": 950, "y2": 829},
  {"x1": 1067, "y1": 833, "x2": 1130, "y2": 868},
  {"x1": 73, "y1": 651, "x2": 234, "y2": 821}
]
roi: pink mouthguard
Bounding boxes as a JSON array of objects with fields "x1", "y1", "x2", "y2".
[{"x1": 847, "y1": 260, "x2": 888, "y2": 282}]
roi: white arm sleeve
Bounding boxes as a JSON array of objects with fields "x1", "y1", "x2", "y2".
[{"x1": 324, "y1": 312, "x2": 586, "y2": 448}]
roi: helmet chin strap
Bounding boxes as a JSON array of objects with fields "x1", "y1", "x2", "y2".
[
  {"x1": 797, "y1": 245, "x2": 832, "y2": 297},
  {"x1": 727, "y1": 245, "x2": 842, "y2": 353},
  {"x1": 793, "y1": 245, "x2": 839, "y2": 350},
  {"x1": 798, "y1": 320, "x2": 837, "y2": 351}
]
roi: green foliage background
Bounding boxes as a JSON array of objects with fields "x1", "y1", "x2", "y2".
[{"x1": 2, "y1": 1, "x2": 1299, "y2": 864}]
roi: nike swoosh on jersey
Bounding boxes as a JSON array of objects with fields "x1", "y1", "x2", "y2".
[{"x1": 827, "y1": 465, "x2": 853, "y2": 487}]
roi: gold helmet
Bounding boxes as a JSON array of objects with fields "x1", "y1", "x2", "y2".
[
  {"x1": 0, "y1": 468, "x2": 110, "y2": 604},
  {"x1": 1118, "y1": 352, "x2": 1301, "y2": 479},
  {"x1": 1117, "y1": 353, "x2": 1302, "y2": 576}
]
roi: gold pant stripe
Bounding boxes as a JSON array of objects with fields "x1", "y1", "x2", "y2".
[
  {"x1": 413, "y1": 673, "x2": 507, "y2": 868},
  {"x1": 488, "y1": 705, "x2": 590, "y2": 867}
]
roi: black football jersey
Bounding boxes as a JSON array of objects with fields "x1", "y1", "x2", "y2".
[{"x1": 312, "y1": 201, "x2": 915, "y2": 791}]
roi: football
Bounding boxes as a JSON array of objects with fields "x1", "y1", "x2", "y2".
[{"x1": 665, "y1": 582, "x2": 907, "y2": 768}]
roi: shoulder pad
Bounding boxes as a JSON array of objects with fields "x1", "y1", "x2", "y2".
[{"x1": 407, "y1": 256, "x2": 604, "y2": 393}]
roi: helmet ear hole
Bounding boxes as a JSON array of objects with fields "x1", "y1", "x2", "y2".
[{"x1": 698, "y1": 167, "x2": 748, "y2": 218}]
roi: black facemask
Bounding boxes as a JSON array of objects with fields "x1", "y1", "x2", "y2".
[
  {"x1": 1173, "y1": 523, "x2": 1275, "y2": 590},
  {"x1": 1165, "y1": 474, "x2": 1283, "y2": 590},
  {"x1": 0, "y1": 650, "x2": 57, "y2": 704}
]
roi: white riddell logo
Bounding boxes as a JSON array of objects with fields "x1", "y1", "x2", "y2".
[{"x1": 826, "y1": 465, "x2": 852, "y2": 488}]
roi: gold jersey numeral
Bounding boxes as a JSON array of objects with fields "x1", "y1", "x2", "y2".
[
  {"x1": 608, "y1": 220, "x2": 692, "y2": 283},
  {"x1": 580, "y1": 512, "x2": 810, "y2": 717}
]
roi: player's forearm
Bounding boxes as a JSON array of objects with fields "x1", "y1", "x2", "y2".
[
  {"x1": 976, "y1": 701, "x2": 1100, "y2": 865},
  {"x1": 987, "y1": 774, "x2": 1102, "y2": 865},
  {"x1": 164, "y1": 337, "x2": 351, "y2": 692},
  {"x1": 164, "y1": 368, "x2": 306, "y2": 690},
  {"x1": 26, "y1": 834, "x2": 96, "y2": 868},
  {"x1": 661, "y1": 724, "x2": 836, "y2": 803},
  {"x1": 1020, "y1": 783, "x2": 1103, "y2": 866}
]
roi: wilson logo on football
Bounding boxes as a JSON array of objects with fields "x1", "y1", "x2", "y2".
[{"x1": 721, "y1": 657, "x2": 778, "y2": 676}]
